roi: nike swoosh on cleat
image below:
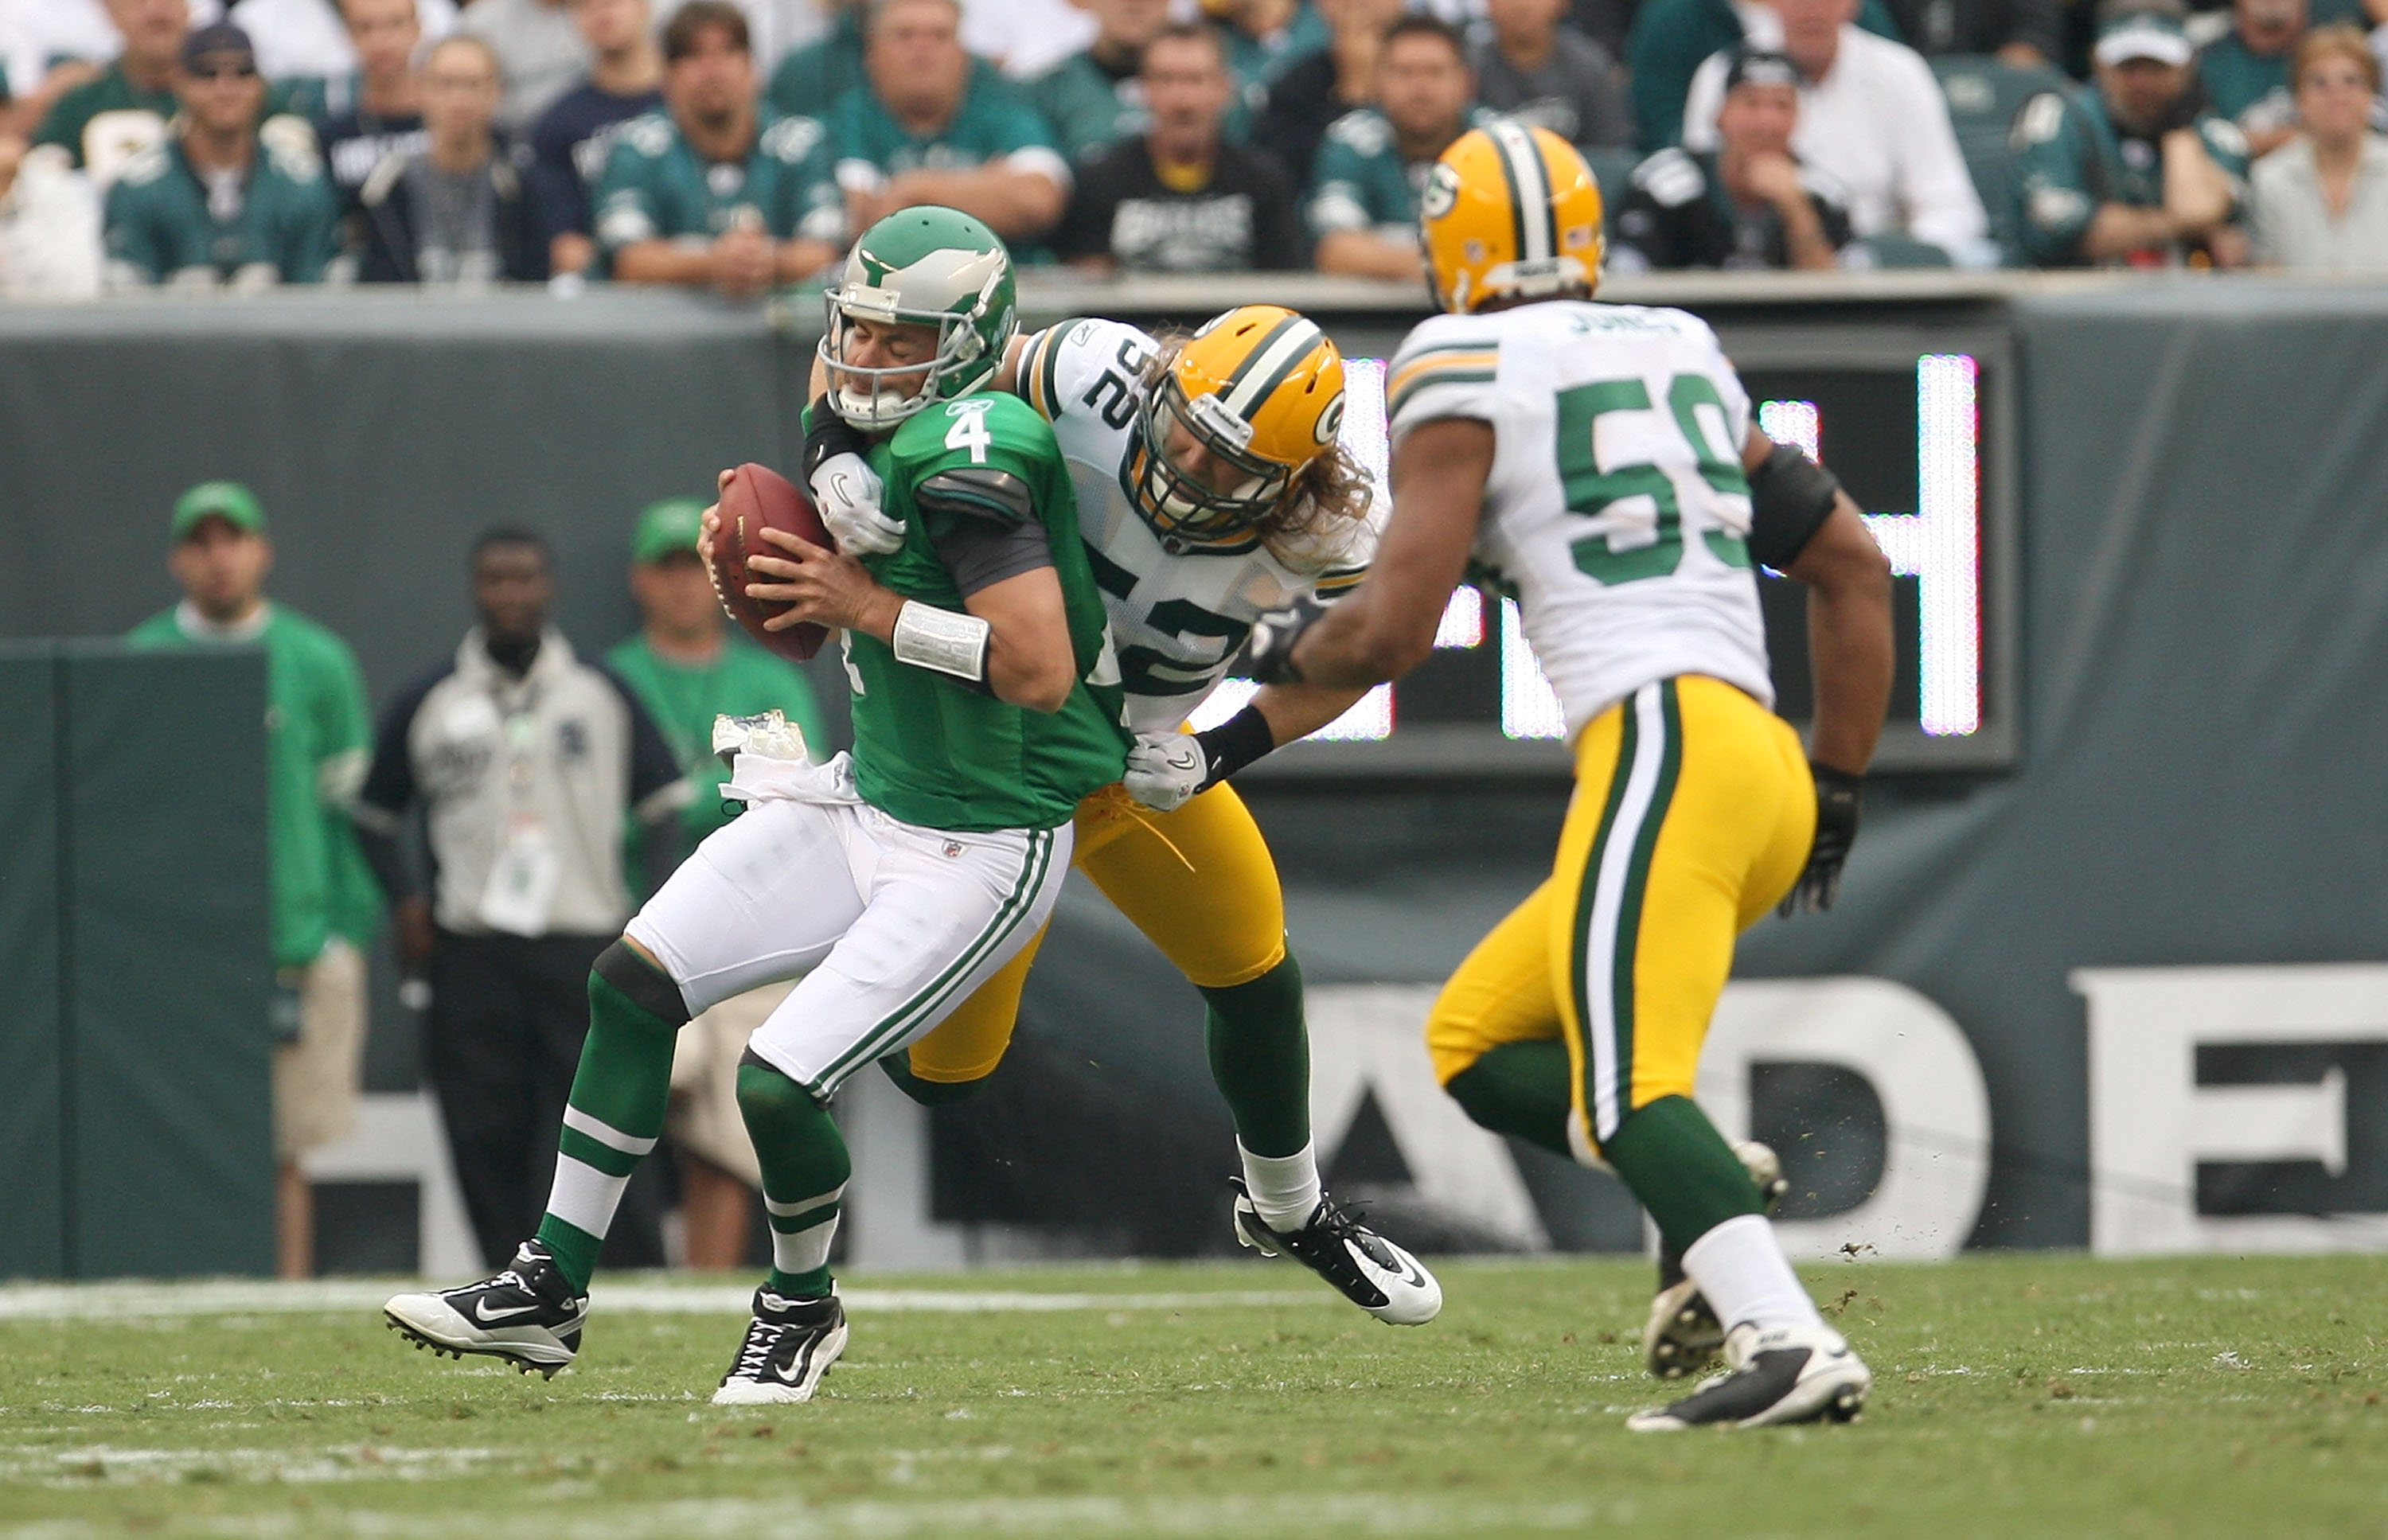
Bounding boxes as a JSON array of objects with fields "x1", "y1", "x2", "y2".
[{"x1": 473, "y1": 1299, "x2": 541, "y2": 1324}]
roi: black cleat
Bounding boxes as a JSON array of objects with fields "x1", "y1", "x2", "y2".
[
  {"x1": 1641, "y1": 1141, "x2": 1789, "y2": 1379},
  {"x1": 1231, "y1": 1179, "x2": 1442, "y2": 1325},
  {"x1": 712, "y1": 1287, "x2": 848, "y2": 1405},
  {"x1": 1628, "y1": 1323, "x2": 1871, "y2": 1431},
  {"x1": 383, "y1": 1240, "x2": 586, "y2": 1379}
]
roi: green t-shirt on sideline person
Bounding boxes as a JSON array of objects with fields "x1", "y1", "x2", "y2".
[
  {"x1": 125, "y1": 601, "x2": 381, "y2": 967},
  {"x1": 605, "y1": 633, "x2": 828, "y2": 851}
]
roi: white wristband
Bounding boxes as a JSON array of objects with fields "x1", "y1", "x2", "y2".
[{"x1": 891, "y1": 599, "x2": 993, "y2": 682}]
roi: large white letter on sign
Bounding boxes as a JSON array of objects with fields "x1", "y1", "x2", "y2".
[
  {"x1": 2074, "y1": 963, "x2": 2388, "y2": 1256},
  {"x1": 1699, "y1": 977, "x2": 1992, "y2": 1261}
]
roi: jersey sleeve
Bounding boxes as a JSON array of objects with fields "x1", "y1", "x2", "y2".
[
  {"x1": 279, "y1": 164, "x2": 338, "y2": 284},
  {"x1": 758, "y1": 113, "x2": 847, "y2": 244},
  {"x1": 1016, "y1": 315, "x2": 1158, "y2": 425},
  {"x1": 1305, "y1": 115, "x2": 1380, "y2": 236},
  {"x1": 591, "y1": 114, "x2": 673, "y2": 255},
  {"x1": 101, "y1": 169, "x2": 168, "y2": 283},
  {"x1": 2008, "y1": 91, "x2": 2098, "y2": 266},
  {"x1": 599, "y1": 665, "x2": 696, "y2": 825},
  {"x1": 1385, "y1": 315, "x2": 1507, "y2": 442}
]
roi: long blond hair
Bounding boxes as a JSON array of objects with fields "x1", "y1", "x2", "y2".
[{"x1": 1137, "y1": 333, "x2": 1375, "y2": 559}]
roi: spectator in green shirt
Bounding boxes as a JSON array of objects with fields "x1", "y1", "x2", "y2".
[
  {"x1": 1309, "y1": 14, "x2": 1483, "y2": 281},
  {"x1": 2198, "y1": 0, "x2": 2319, "y2": 160},
  {"x1": 591, "y1": 0, "x2": 845, "y2": 297},
  {"x1": 2010, "y1": 0, "x2": 2251, "y2": 267},
  {"x1": 829, "y1": 0, "x2": 1070, "y2": 246},
  {"x1": 33, "y1": 0, "x2": 189, "y2": 177},
  {"x1": 1031, "y1": 0, "x2": 1171, "y2": 163},
  {"x1": 606, "y1": 496, "x2": 825, "y2": 1270},
  {"x1": 125, "y1": 481, "x2": 380, "y2": 1281},
  {"x1": 102, "y1": 21, "x2": 339, "y2": 288}
]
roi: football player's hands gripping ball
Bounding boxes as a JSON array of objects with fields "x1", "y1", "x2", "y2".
[
  {"x1": 1123, "y1": 731, "x2": 1215, "y2": 812},
  {"x1": 1781, "y1": 764, "x2": 1863, "y2": 915},
  {"x1": 803, "y1": 393, "x2": 904, "y2": 557}
]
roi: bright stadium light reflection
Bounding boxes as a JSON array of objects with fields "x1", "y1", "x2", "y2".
[{"x1": 1759, "y1": 355, "x2": 1981, "y2": 736}]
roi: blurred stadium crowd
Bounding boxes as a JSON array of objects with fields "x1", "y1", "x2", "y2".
[{"x1": 2, "y1": 0, "x2": 2385, "y2": 298}]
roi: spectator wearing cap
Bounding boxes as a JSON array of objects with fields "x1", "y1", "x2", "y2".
[
  {"x1": 1613, "y1": 48, "x2": 1854, "y2": 271},
  {"x1": 124, "y1": 483, "x2": 380, "y2": 1281},
  {"x1": 1309, "y1": 14, "x2": 1485, "y2": 281},
  {"x1": 1470, "y1": 0, "x2": 1633, "y2": 152},
  {"x1": 1031, "y1": 0, "x2": 1173, "y2": 164},
  {"x1": 357, "y1": 33, "x2": 548, "y2": 283},
  {"x1": 1254, "y1": 0, "x2": 1407, "y2": 206},
  {"x1": 102, "y1": 22, "x2": 338, "y2": 288},
  {"x1": 2199, "y1": 0, "x2": 2330, "y2": 161},
  {"x1": 1054, "y1": 21, "x2": 1304, "y2": 272},
  {"x1": 592, "y1": 1, "x2": 844, "y2": 295},
  {"x1": 605, "y1": 496, "x2": 828, "y2": 1269},
  {"x1": 2249, "y1": 24, "x2": 2388, "y2": 267},
  {"x1": 528, "y1": 0, "x2": 665, "y2": 279},
  {"x1": 313, "y1": 0, "x2": 431, "y2": 230},
  {"x1": 1625, "y1": 0, "x2": 1905, "y2": 151},
  {"x1": 0, "y1": 130, "x2": 104, "y2": 297},
  {"x1": 828, "y1": 0, "x2": 1070, "y2": 244},
  {"x1": 353, "y1": 528, "x2": 690, "y2": 1271},
  {"x1": 2010, "y1": 0, "x2": 2251, "y2": 267},
  {"x1": 459, "y1": 0, "x2": 591, "y2": 131},
  {"x1": 1680, "y1": 0, "x2": 1994, "y2": 264}
]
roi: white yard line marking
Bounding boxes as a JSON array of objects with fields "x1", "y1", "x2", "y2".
[{"x1": 0, "y1": 1280, "x2": 1329, "y2": 1324}]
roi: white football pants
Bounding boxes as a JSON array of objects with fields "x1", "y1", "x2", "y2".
[{"x1": 626, "y1": 794, "x2": 1070, "y2": 1100}]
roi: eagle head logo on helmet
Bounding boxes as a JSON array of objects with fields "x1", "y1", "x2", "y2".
[{"x1": 1418, "y1": 120, "x2": 1605, "y2": 315}]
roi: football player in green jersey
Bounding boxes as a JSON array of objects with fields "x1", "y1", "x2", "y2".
[{"x1": 384, "y1": 206, "x2": 1130, "y2": 1407}]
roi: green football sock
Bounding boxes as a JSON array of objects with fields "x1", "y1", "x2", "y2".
[
  {"x1": 535, "y1": 943, "x2": 687, "y2": 1295},
  {"x1": 736, "y1": 1058, "x2": 849, "y2": 1300},
  {"x1": 1198, "y1": 953, "x2": 1311, "y2": 1159},
  {"x1": 1601, "y1": 1094, "x2": 1764, "y2": 1257},
  {"x1": 1442, "y1": 1040, "x2": 1575, "y2": 1157}
]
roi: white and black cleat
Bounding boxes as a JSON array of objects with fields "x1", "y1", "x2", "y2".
[
  {"x1": 1641, "y1": 1140, "x2": 1789, "y2": 1380},
  {"x1": 383, "y1": 1239, "x2": 587, "y2": 1379},
  {"x1": 1231, "y1": 1179, "x2": 1442, "y2": 1326},
  {"x1": 712, "y1": 1287, "x2": 848, "y2": 1405},
  {"x1": 1626, "y1": 1322, "x2": 1871, "y2": 1432}
]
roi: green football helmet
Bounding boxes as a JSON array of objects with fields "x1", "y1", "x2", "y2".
[{"x1": 820, "y1": 206, "x2": 1017, "y2": 431}]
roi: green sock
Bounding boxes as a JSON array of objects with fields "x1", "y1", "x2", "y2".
[
  {"x1": 736, "y1": 1059, "x2": 849, "y2": 1300},
  {"x1": 534, "y1": 945, "x2": 686, "y2": 1294},
  {"x1": 1442, "y1": 1040, "x2": 1574, "y2": 1157},
  {"x1": 1198, "y1": 953, "x2": 1311, "y2": 1158},
  {"x1": 1601, "y1": 1094, "x2": 1763, "y2": 1257}
]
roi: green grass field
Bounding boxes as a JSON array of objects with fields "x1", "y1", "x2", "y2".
[{"x1": 2, "y1": 1253, "x2": 2382, "y2": 1538}]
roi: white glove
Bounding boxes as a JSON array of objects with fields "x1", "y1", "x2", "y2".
[
  {"x1": 1122, "y1": 730, "x2": 1212, "y2": 813},
  {"x1": 810, "y1": 451, "x2": 903, "y2": 556}
]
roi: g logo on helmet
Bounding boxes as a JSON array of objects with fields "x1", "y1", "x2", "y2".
[
  {"x1": 1314, "y1": 390, "x2": 1346, "y2": 445},
  {"x1": 1420, "y1": 163, "x2": 1460, "y2": 221}
]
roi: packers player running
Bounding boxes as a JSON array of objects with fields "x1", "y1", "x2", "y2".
[
  {"x1": 384, "y1": 208, "x2": 1130, "y2": 1404},
  {"x1": 801, "y1": 303, "x2": 1442, "y2": 1326},
  {"x1": 1254, "y1": 123, "x2": 1894, "y2": 1429}
]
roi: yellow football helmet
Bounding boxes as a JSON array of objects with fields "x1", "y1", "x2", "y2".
[
  {"x1": 1131, "y1": 305, "x2": 1347, "y2": 548},
  {"x1": 1418, "y1": 120, "x2": 1606, "y2": 315}
]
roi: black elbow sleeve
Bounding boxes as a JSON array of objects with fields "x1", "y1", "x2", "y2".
[{"x1": 1746, "y1": 443, "x2": 1843, "y2": 572}]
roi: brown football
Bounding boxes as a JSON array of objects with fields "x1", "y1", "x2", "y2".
[{"x1": 708, "y1": 462, "x2": 831, "y2": 662}]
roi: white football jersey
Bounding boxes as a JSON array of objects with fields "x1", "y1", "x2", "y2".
[
  {"x1": 1017, "y1": 317, "x2": 1374, "y2": 736},
  {"x1": 1386, "y1": 301, "x2": 1773, "y2": 739}
]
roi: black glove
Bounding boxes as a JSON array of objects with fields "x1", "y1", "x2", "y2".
[
  {"x1": 802, "y1": 392, "x2": 868, "y2": 481},
  {"x1": 1781, "y1": 764, "x2": 1863, "y2": 916},
  {"x1": 1240, "y1": 595, "x2": 1325, "y2": 686}
]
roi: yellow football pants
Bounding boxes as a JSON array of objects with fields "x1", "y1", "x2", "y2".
[
  {"x1": 1425, "y1": 675, "x2": 1814, "y2": 1162},
  {"x1": 902, "y1": 779, "x2": 1290, "y2": 1083}
]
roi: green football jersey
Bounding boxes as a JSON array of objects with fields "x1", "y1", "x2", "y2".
[
  {"x1": 833, "y1": 392, "x2": 1129, "y2": 832},
  {"x1": 589, "y1": 107, "x2": 845, "y2": 271},
  {"x1": 125, "y1": 602, "x2": 380, "y2": 966},
  {"x1": 769, "y1": 13, "x2": 1025, "y2": 121},
  {"x1": 1305, "y1": 106, "x2": 1495, "y2": 240},
  {"x1": 36, "y1": 64, "x2": 314, "y2": 170},
  {"x1": 2195, "y1": 34, "x2": 2292, "y2": 136},
  {"x1": 1031, "y1": 52, "x2": 1145, "y2": 163},
  {"x1": 2009, "y1": 88, "x2": 2250, "y2": 267},
  {"x1": 605, "y1": 632, "x2": 828, "y2": 847},
  {"x1": 825, "y1": 78, "x2": 1060, "y2": 185},
  {"x1": 103, "y1": 135, "x2": 338, "y2": 285}
]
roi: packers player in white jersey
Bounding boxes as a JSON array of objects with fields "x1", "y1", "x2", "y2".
[
  {"x1": 1254, "y1": 121, "x2": 1894, "y2": 1429},
  {"x1": 799, "y1": 304, "x2": 1442, "y2": 1326}
]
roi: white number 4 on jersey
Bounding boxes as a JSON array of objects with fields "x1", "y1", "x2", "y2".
[{"x1": 944, "y1": 400, "x2": 995, "y2": 464}]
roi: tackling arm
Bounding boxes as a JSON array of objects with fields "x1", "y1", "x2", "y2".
[{"x1": 1282, "y1": 419, "x2": 1492, "y2": 688}]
